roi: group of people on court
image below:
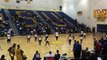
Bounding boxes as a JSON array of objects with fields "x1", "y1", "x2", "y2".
[
  {"x1": 8, "y1": 44, "x2": 27, "y2": 60},
  {"x1": 26, "y1": 32, "x2": 58, "y2": 46},
  {"x1": 6, "y1": 29, "x2": 87, "y2": 46}
]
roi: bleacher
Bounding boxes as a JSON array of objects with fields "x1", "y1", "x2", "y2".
[
  {"x1": 37, "y1": 11, "x2": 56, "y2": 31},
  {"x1": 0, "y1": 9, "x2": 91, "y2": 35},
  {"x1": 0, "y1": 9, "x2": 10, "y2": 36},
  {"x1": 58, "y1": 12, "x2": 91, "y2": 32},
  {"x1": 0, "y1": 9, "x2": 10, "y2": 31}
]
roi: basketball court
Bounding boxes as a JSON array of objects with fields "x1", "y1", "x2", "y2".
[{"x1": 0, "y1": 33, "x2": 103, "y2": 60}]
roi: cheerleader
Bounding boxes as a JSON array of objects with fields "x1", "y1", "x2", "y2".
[
  {"x1": 7, "y1": 33, "x2": 11, "y2": 43},
  {"x1": 83, "y1": 32, "x2": 86, "y2": 39},
  {"x1": 80, "y1": 31, "x2": 83, "y2": 37},
  {"x1": 27, "y1": 35, "x2": 31, "y2": 42},
  {"x1": 45, "y1": 38, "x2": 50, "y2": 46},
  {"x1": 34, "y1": 34, "x2": 37, "y2": 41},
  {"x1": 80, "y1": 36, "x2": 83, "y2": 44},
  {"x1": 72, "y1": 33, "x2": 75, "y2": 40},
  {"x1": 55, "y1": 32, "x2": 59, "y2": 40},
  {"x1": 38, "y1": 35, "x2": 42, "y2": 46},
  {"x1": 68, "y1": 35, "x2": 72, "y2": 45},
  {"x1": 45, "y1": 34, "x2": 48, "y2": 41}
]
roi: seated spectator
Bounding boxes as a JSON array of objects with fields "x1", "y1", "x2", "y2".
[
  {"x1": 60, "y1": 53, "x2": 67, "y2": 60},
  {"x1": 45, "y1": 51, "x2": 54, "y2": 58},
  {"x1": 0, "y1": 55, "x2": 6, "y2": 60},
  {"x1": 45, "y1": 51, "x2": 54, "y2": 60},
  {"x1": 89, "y1": 53, "x2": 97, "y2": 60},
  {"x1": 82, "y1": 47, "x2": 90, "y2": 60},
  {"x1": 33, "y1": 51, "x2": 41, "y2": 60},
  {"x1": 22, "y1": 51, "x2": 27, "y2": 60}
]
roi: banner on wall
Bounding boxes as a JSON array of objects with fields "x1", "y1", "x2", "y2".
[
  {"x1": 94, "y1": 9, "x2": 107, "y2": 22},
  {"x1": 4, "y1": 0, "x2": 9, "y2": 2}
]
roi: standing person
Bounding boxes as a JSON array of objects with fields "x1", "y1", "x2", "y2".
[
  {"x1": 16, "y1": 45, "x2": 23, "y2": 60},
  {"x1": 34, "y1": 34, "x2": 37, "y2": 41},
  {"x1": 55, "y1": 32, "x2": 59, "y2": 40},
  {"x1": 27, "y1": 35, "x2": 31, "y2": 42},
  {"x1": 92, "y1": 27, "x2": 95, "y2": 36},
  {"x1": 54, "y1": 50, "x2": 60, "y2": 60},
  {"x1": 72, "y1": 33, "x2": 75, "y2": 40},
  {"x1": 73, "y1": 40, "x2": 77, "y2": 59},
  {"x1": 45, "y1": 38, "x2": 50, "y2": 46},
  {"x1": 83, "y1": 32, "x2": 86, "y2": 39},
  {"x1": 7, "y1": 33, "x2": 11, "y2": 43},
  {"x1": 8, "y1": 44, "x2": 16, "y2": 60},
  {"x1": 38, "y1": 35, "x2": 42, "y2": 46},
  {"x1": 45, "y1": 34, "x2": 48, "y2": 41},
  {"x1": 74, "y1": 41, "x2": 82, "y2": 60},
  {"x1": 33, "y1": 51, "x2": 41, "y2": 60},
  {"x1": 80, "y1": 31, "x2": 83, "y2": 37},
  {"x1": 95, "y1": 41, "x2": 103, "y2": 56},
  {"x1": 68, "y1": 35, "x2": 72, "y2": 45},
  {"x1": 80, "y1": 35, "x2": 83, "y2": 44}
]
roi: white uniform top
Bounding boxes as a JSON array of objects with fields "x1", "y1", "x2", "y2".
[
  {"x1": 46, "y1": 34, "x2": 48, "y2": 37},
  {"x1": 55, "y1": 32, "x2": 59, "y2": 36},
  {"x1": 45, "y1": 53, "x2": 54, "y2": 57},
  {"x1": 38, "y1": 37, "x2": 42, "y2": 40},
  {"x1": 27, "y1": 35, "x2": 31, "y2": 38},
  {"x1": 68, "y1": 36, "x2": 72, "y2": 40},
  {"x1": 34, "y1": 34, "x2": 37, "y2": 37},
  {"x1": 81, "y1": 31, "x2": 83, "y2": 35},
  {"x1": 80, "y1": 36, "x2": 83, "y2": 40},
  {"x1": 83, "y1": 33, "x2": 86, "y2": 36},
  {"x1": 7, "y1": 34, "x2": 11, "y2": 39}
]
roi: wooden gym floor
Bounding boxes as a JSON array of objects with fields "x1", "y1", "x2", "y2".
[{"x1": 0, "y1": 33, "x2": 103, "y2": 60}]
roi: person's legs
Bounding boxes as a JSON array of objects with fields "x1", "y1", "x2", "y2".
[
  {"x1": 45, "y1": 42, "x2": 47, "y2": 46},
  {"x1": 47, "y1": 41, "x2": 50, "y2": 46},
  {"x1": 80, "y1": 39, "x2": 82, "y2": 44},
  {"x1": 56, "y1": 36, "x2": 58, "y2": 40},
  {"x1": 35, "y1": 37, "x2": 37, "y2": 41},
  {"x1": 69, "y1": 40, "x2": 71, "y2": 45},
  {"x1": 39, "y1": 40, "x2": 41, "y2": 45},
  {"x1": 27, "y1": 38, "x2": 30, "y2": 42},
  {"x1": 11, "y1": 56, "x2": 14, "y2": 60},
  {"x1": 10, "y1": 56, "x2": 14, "y2": 60}
]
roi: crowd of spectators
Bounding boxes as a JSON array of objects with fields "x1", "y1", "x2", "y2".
[{"x1": 0, "y1": 15, "x2": 10, "y2": 39}]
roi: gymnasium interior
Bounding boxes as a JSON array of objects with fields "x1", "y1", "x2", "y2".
[{"x1": 0, "y1": 0, "x2": 107, "y2": 60}]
